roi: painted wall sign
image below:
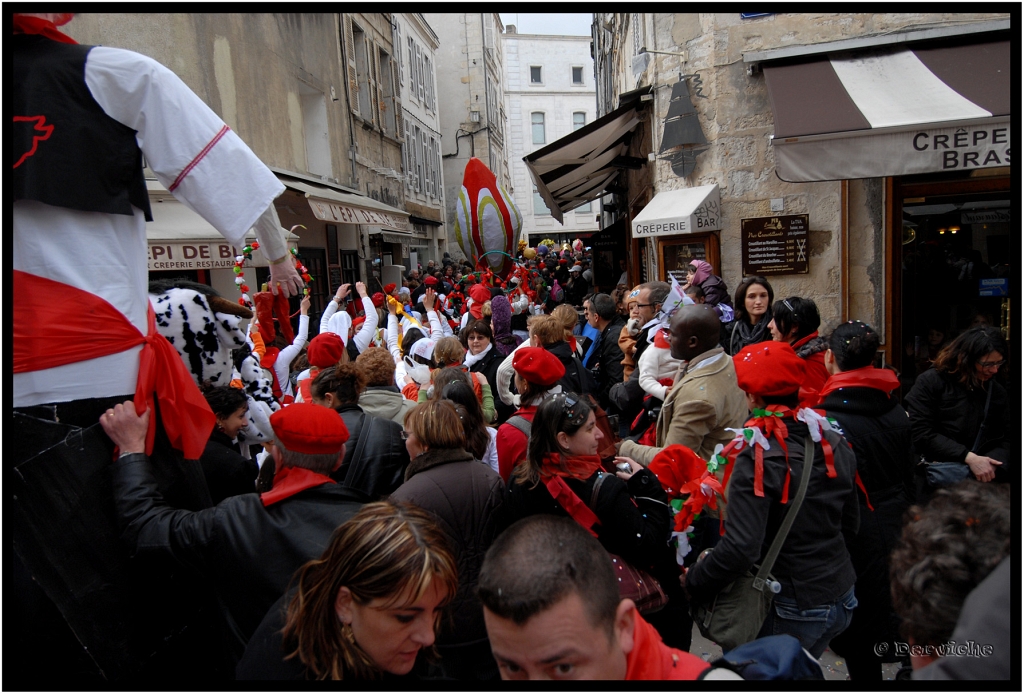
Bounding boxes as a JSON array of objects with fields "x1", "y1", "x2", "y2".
[
  {"x1": 741, "y1": 214, "x2": 809, "y2": 276},
  {"x1": 308, "y1": 199, "x2": 410, "y2": 232},
  {"x1": 147, "y1": 240, "x2": 297, "y2": 271}
]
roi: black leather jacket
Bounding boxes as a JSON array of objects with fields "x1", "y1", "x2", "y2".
[{"x1": 334, "y1": 405, "x2": 409, "y2": 500}]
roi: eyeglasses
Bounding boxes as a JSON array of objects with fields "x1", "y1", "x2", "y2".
[
  {"x1": 400, "y1": 430, "x2": 411, "y2": 440},
  {"x1": 559, "y1": 393, "x2": 587, "y2": 427},
  {"x1": 977, "y1": 359, "x2": 1005, "y2": 369}
]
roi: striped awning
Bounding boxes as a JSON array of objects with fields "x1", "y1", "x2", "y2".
[{"x1": 764, "y1": 38, "x2": 1010, "y2": 182}]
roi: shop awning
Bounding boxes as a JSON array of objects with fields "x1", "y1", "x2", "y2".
[
  {"x1": 280, "y1": 177, "x2": 412, "y2": 232},
  {"x1": 146, "y1": 199, "x2": 298, "y2": 271},
  {"x1": 524, "y1": 87, "x2": 652, "y2": 224},
  {"x1": 763, "y1": 37, "x2": 1010, "y2": 182},
  {"x1": 631, "y1": 185, "x2": 721, "y2": 239}
]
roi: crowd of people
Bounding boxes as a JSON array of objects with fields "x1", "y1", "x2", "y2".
[{"x1": 13, "y1": 13, "x2": 1011, "y2": 684}]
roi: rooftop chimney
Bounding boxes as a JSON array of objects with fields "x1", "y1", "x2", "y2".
[{"x1": 505, "y1": 24, "x2": 516, "y2": 34}]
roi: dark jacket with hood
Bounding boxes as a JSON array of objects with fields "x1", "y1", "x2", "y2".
[
  {"x1": 390, "y1": 448, "x2": 506, "y2": 648},
  {"x1": 594, "y1": 315, "x2": 627, "y2": 406},
  {"x1": 546, "y1": 340, "x2": 598, "y2": 397},
  {"x1": 200, "y1": 429, "x2": 258, "y2": 504},
  {"x1": 333, "y1": 404, "x2": 409, "y2": 500},
  {"x1": 686, "y1": 419, "x2": 860, "y2": 610}
]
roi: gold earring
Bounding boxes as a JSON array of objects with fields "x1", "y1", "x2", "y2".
[{"x1": 342, "y1": 623, "x2": 355, "y2": 643}]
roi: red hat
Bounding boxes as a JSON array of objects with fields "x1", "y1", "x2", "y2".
[
  {"x1": 512, "y1": 346, "x2": 566, "y2": 387},
  {"x1": 270, "y1": 403, "x2": 349, "y2": 454},
  {"x1": 383, "y1": 283, "x2": 397, "y2": 294},
  {"x1": 733, "y1": 341, "x2": 806, "y2": 397},
  {"x1": 306, "y1": 332, "x2": 345, "y2": 369},
  {"x1": 424, "y1": 275, "x2": 438, "y2": 286},
  {"x1": 352, "y1": 316, "x2": 366, "y2": 329},
  {"x1": 371, "y1": 292, "x2": 386, "y2": 307},
  {"x1": 559, "y1": 258, "x2": 568, "y2": 265},
  {"x1": 469, "y1": 283, "x2": 491, "y2": 304}
]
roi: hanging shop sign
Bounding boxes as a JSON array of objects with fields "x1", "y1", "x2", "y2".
[{"x1": 741, "y1": 214, "x2": 809, "y2": 276}]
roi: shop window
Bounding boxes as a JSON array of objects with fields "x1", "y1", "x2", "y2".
[
  {"x1": 530, "y1": 65, "x2": 542, "y2": 84},
  {"x1": 572, "y1": 66, "x2": 584, "y2": 85},
  {"x1": 531, "y1": 112, "x2": 545, "y2": 144},
  {"x1": 573, "y1": 112, "x2": 586, "y2": 131},
  {"x1": 298, "y1": 82, "x2": 332, "y2": 178},
  {"x1": 533, "y1": 186, "x2": 549, "y2": 216}
]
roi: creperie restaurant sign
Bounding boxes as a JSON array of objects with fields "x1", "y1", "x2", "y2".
[
  {"x1": 147, "y1": 241, "x2": 290, "y2": 270},
  {"x1": 308, "y1": 199, "x2": 410, "y2": 232}
]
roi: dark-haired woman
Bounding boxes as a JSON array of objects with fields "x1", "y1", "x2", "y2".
[
  {"x1": 505, "y1": 392, "x2": 691, "y2": 650},
  {"x1": 722, "y1": 276, "x2": 774, "y2": 356},
  {"x1": 200, "y1": 385, "x2": 259, "y2": 503},
  {"x1": 816, "y1": 321, "x2": 914, "y2": 681},
  {"x1": 769, "y1": 296, "x2": 830, "y2": 397},
  {"x1": 434, "y1": 376, "x2": 498, "y2": 474},
  {"x1": 463, "y1": 320, "x2": 512, "y2": 424},
  {"x1": 311, "y1": 364, "x2": 408, "y2": 499},
  {"x1": 904, "y1": 326, "x2": 1009, "y2": 486},
  {"x1": 237, "y1": 501, "x2": 459, "y2": 680},
  {"x1": 391, "y1": 401, "x2": 506, "y2": 680}
]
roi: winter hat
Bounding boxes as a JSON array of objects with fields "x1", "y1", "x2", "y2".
[
  {"x1": 570, "y1": 264, "x2": 582, "y2": 273},
  {"x1": 424, "y1": 275, "x2": 439, "y2": 286},
  {"x1": 468, "y1": 283, "x2": 491, "y2": 320},
  {"x1": 383, "y1": 283, "x2": 397, "y2": 295},
  {"x1": 325, "y1": 310, "x2": 353, "y2": 345},
  {"x1": 270, "y1": 403, "x2": 349, "y2": 454},
  {"x1": 513, "y1": 346, "x2": 566, "y2": 387},
  {"x1": 410, "y1": 337, "x2": 437, "y2": 363},
  {"x1": 371, "y1": 292, "x2": 386, "y2": 308},
  {"x1": 306, "y1": 332, "x2": 345, "y2": 368},
  {"x1": 490, "y1": 295, "x2": 522, "y2": 357},
  {"x1": 733, "y1": 341, "x2": 806, "y2": 397}
]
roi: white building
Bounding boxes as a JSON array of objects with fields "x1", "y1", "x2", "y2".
[
  {"x1": 503, "y1": 27, "x2": 599, "y2": 245},
  {"x1": 393, "y1": 13, "x2": 446, "y2": 267}
]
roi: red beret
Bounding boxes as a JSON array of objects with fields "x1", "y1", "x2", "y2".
[
  {"x1": 469, "y1": 283, "x2": 491, "y2": 305},
  {"x1": 270, "y1": 403, "x2": 349, "y2": 454},
  {"x1": 559, "y1": 258, "x2": 568, "y2": 265},
  {"x1": 424, "y1": 275, "x2": 438, "y2": 286},
  {"x1": 352, "y1": 316, "x2": 365, "y2": 329},
  {"x1": 733, "y1": 341, "x2": 806, "y2": 397},
  {"x1": 383, "y1": 283, "x2": 397, "y2": 294},
  {"x1": 371, "y1": 292, "x2": 385, "y2": 307},
  {"x1": 306, "y1": 332, "x2": 344, "y2": 369},
  {"x1": 512, "y1": 346, "x2": 566, "y2": 387}
]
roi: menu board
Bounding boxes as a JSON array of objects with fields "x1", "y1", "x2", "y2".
[{"x1": 741, "y1": 214, "x2": 809, "y2": 276}]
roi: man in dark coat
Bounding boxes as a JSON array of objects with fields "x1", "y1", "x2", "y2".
[
  {"x1": 586, "y1": 293, "x2": 626, "y2": 408},
  {"x1": 608, "y1": 282, "x2": 670, "y2": 434},
  {"x1": 100, "y1": 401, "x2": 366, "y2": 666}
]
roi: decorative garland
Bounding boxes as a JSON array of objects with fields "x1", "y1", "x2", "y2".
[{"x1": 234, "y1": 225, "x2": 313, "y2": 308}]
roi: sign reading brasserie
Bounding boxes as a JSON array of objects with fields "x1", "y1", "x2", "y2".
[{"x1": 741, "y1": 214, "x2": 809, "y2": 276}]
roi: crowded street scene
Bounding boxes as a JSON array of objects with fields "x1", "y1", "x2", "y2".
[{"x1": 11, "y1": 10, "x2": 1013, "y2": 686}]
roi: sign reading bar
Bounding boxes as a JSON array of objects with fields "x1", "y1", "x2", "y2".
[
  {"x1": 308, "y1": 199, "x2": 410, "y2": 232},
  {"x1": 147, "y1": 240, "x2": 296, "y2": 271},
  {"x1": 741, "y1": 214, "x2": 809, "y2": 276}
]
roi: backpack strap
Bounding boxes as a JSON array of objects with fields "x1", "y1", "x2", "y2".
[
  {"x1": 505, "y1": 415, "x2": 532, "y2": 438},
  {"x1": 589, "y1": 470, "x2": 608, "y2": 510}
]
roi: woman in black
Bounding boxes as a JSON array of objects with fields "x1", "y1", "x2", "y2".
[
  {"x1": 199, "y1": 385, "x2": 259, "y2": 503},
  {"x1": 505, "y1": 393, "x2": 690, "y2": 650},
  {"x1": 816, "y1": 321, "x2": 914, "y2": 680},
  {"x1": 722, "y1": 276, "x2": 774, "y2": 356},
  {"x1": 462, "y1": 319, "x2": 513, "y2": 424}
]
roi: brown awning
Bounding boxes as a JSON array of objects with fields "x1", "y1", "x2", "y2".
[
  {"x1": 764, "y1": 37, "x2": 1010, "y2": 182},
  {"x1": 524, "y1": 87, "x2": 652, "y2": 223}
]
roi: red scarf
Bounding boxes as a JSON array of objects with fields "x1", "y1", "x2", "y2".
[
  {"x1": 817, "y1": 366, "x2": 900, "y2": 400},
  {"x1": 541, "y1": 453, "x2": 605, "y2": 536},
  {"x1": 13, "y1": 14, "x2": 77, "y2": 44},
  {"x1": 260, "y1": 465, "x2": 336, "y2": 507},
  {"x1": 14, "y1": 271, "x2": 216, "y2": 459},
  {"x1": 625, "y1": 611, "x2": 709, "y2": 680}
]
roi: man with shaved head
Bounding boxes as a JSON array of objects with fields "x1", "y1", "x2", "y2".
[{"x1": 618, "y1": 304, "x2": 747, "y2": 466}]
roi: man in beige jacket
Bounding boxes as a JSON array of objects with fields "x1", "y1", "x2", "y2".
[{"x1": 618, "y1": 305, "x2": 747, "y2": 466}]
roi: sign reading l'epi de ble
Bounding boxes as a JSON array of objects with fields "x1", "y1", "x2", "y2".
[{"x1": 147, "y1": 240, "x2": 296, "y2": 271}]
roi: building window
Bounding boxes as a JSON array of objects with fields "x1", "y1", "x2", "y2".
[
  {"x1": 575, "y1": 201, "x2": 592, "y2": 214},
  {"x1": 533, "y1": 187, "x2": 549, "y2": 216},
  {"x1": 531, "y1": 112, "x2": 545, "y2": 145},
  {"x1": 573, "y1": 112, "x2": 586, "y2": 131},
  {"x1": 572, "y1": 66, "x2": 584, "y2": 84},
  {"x1": 352, "y1": 23, "x2": 371, "y2": 119},
  {"x1": 530, "y1": 65, "x2": 542, "y2": 84},
  {"x1": 298, "y1": 82, "x2": 332, "y2": 178},
  {"x1": 379, "y1": 49, "x2": 396, "y2": 138}
]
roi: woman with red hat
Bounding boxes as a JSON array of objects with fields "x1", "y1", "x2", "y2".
[
  {"x1": 767, "y1": 296, "x2": 830, "y2": 399},
  {"x1": 685, "y1": 341, "x2": 860, "y2": 658},
  {"x1": 494, "y1": 347, "x2": 565, "y2": 483}
]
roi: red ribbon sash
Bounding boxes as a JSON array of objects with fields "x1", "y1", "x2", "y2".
[
  {"x1": 13, "y1": 15, "x2": 77, "y2": 44},
  {"x1": 14, "y1": 271, "x2": 215, "y2": 459},
  {"x1": 817, "y1": 366, "x2": 901, "y2": 401},
  {"x1": 544, "y1": 476, "x2": 602, "y2": 536}
]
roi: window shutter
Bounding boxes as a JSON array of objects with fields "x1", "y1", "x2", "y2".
[
  {"x1": 392, "y1": 59, "x2": 404, "y2": 141},
  {"x1": 375, "y1": 49, "x2": 386, "y2": 133},
  {"x1": 434, "y1": 138, "x2": 443, "y2": 201},
  {"x1": 408, "y1": 37, "x2": 416, "y2": 100},
  {"x1": 368, "y1": 44, "x2": 380, "y2": 129},
  {"x1": 416, "y1": 45, "x2": 425, "y2": 102},
  {"x1": 344, "y1": 17, "x2": 359, "y2": 116},
  {"x1": 393, "y1": 17, "x2": 403, "y2": 86}
]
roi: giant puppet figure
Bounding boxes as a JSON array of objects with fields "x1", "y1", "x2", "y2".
[
  {"x1": 11, "y1": 14, "x2": 304, "y2": 682},
  {"x1": 453, "y1": 157, "x2": 522, "y2": 282}
]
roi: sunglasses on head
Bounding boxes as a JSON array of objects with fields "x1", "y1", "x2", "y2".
[{"x1": 559, "y1": 393, "x2": 587, "y2": 427}]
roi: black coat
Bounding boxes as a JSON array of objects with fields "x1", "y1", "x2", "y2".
[
  {"x1": 390, "y1": 448, "x2": 506, "y2": 648},
  {"x1": 594, "y1": 316, "x2": 626, "y2": 407},
  {"x1": 334, "y1": 405, "x2": 409, "y2": 500},
  {"x1": 607, "y1": 325, "x2": 654, "y2": 420},
  {"x1": 200, "y1": 429, "x2": 258, "y2": 504},
  {"x1": 113, "y1": 455, "x2": 367, "y2": 657},
  {"x1": 469, "y1": 346, "x2": 513, "y2": 424},
  {"x1": 686, "y1": 419, "x2": 860, "y2": 610},
  {"x1": 903, "y1": 368, "x2": 1009, "y2": 464},
  {"x1": 821, "y1": 386, "x2": 915, "y2": 496},
  {"x1": 546, "y1": 340, "x2": 598, "y2": 398}
]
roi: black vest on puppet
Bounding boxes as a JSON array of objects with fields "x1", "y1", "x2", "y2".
[{"x1": 12, "y1": 34, "x2": 152, "y2": 220}]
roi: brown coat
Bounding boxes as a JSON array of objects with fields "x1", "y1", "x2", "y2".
[
  {"x1": 618, "y1": 347, "x2": 748, "y2": 466},
  {"x1": 619, "y1": 324, "x2": 638, "y2": 380}
]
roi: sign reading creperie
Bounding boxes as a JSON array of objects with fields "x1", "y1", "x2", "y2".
[
  {"x1": 308, "y1": 199, "x2": 410, "y2": 232},
  {"x1": 147, "y1": 241, "x2": 292, "y2": 270}
]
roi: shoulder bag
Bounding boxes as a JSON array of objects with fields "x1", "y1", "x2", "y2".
[
  {"x1": 690, "y1": 436, "x2": 815, "y2": 652},
  {"x1": 587, "y1": 472, "x2": 669, "y2": 615},
  {"x1": 924, "y1": 381, "x2": 991, "y2": 489}
]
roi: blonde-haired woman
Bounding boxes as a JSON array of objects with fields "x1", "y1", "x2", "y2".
[
  {"x1": 237, "y1": 501, "x2": 458, "y2": 680},
  {"x1": 391, "y1": 400, "x2": 506, "y2": 679}
]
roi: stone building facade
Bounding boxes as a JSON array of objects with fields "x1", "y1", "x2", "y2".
[
  {"x1": 503, "y1": 27, "x2": 599, "y2": 245},
  {"x1": 592, "y1": 12, "x2": 1011, "y2": 371},
  {"x1": 424, "y1": 12, "x2": 512, "y2": 260}
]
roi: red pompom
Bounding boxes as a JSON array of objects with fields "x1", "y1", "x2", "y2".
[
  {"x1": 251, "y1": 241, "x2": 260, "y2": 249},
  {"x1": 240, "y1": 284, "x2": 250, "y2": 292},
  {"x1": 238, "y1": 298, "x2": 247, "y2": 305}
]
